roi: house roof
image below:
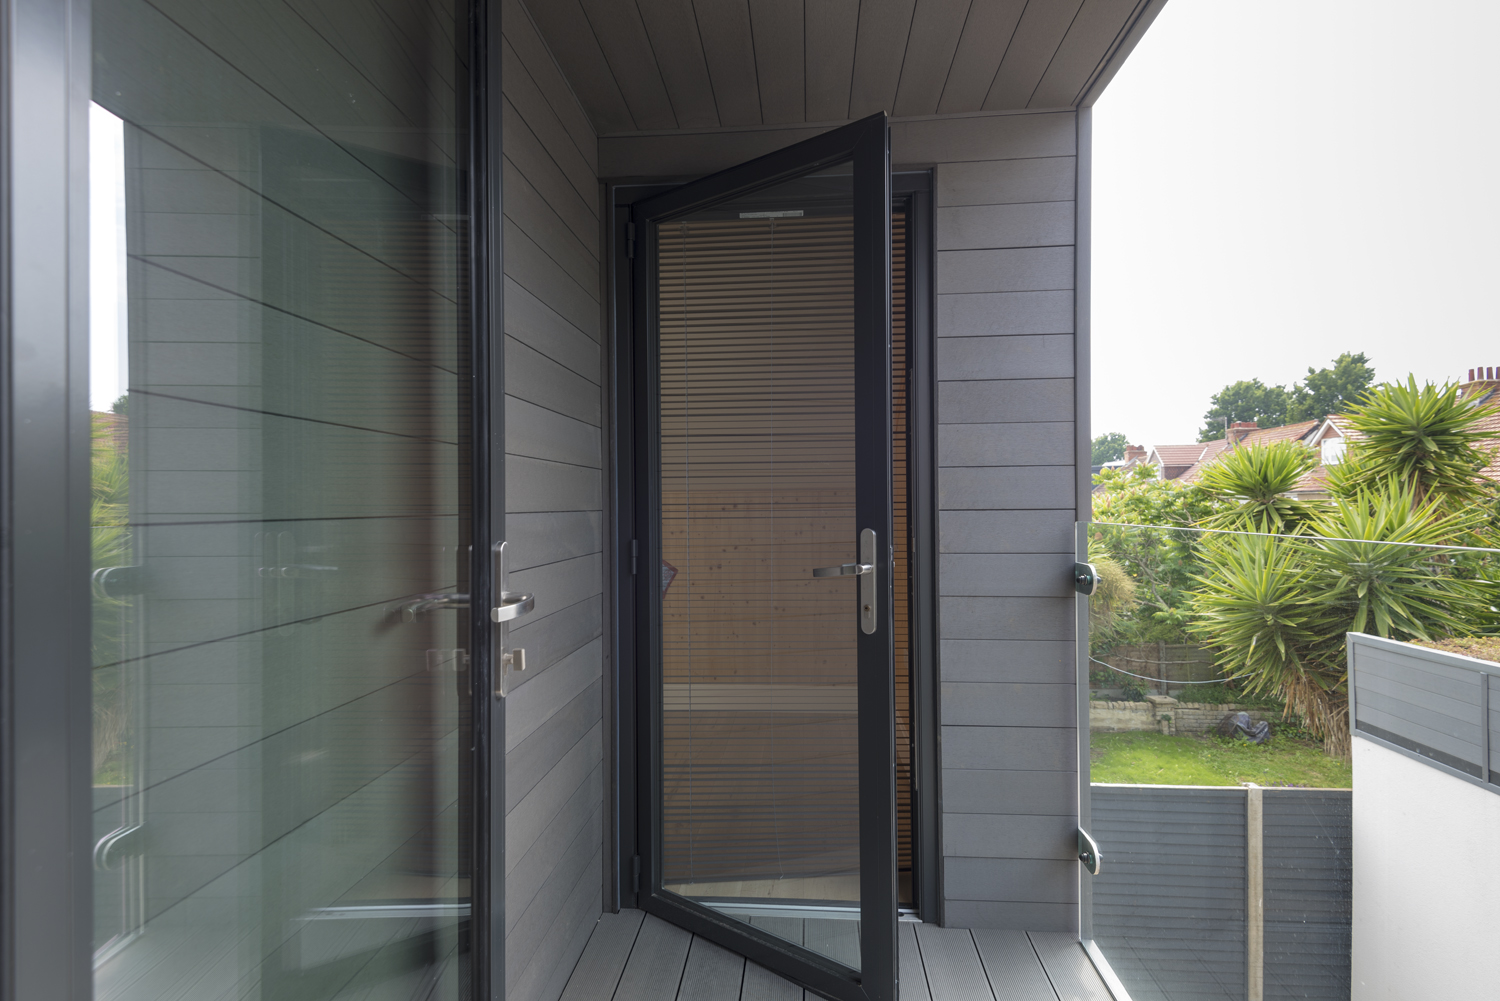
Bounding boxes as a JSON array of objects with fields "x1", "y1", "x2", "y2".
[{"x1": 523, "y1": 0, "x2": 1167, "y2": 136}]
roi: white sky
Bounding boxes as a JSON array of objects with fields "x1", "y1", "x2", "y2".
[
  {"x1": 1091, "y1": 0, "x2": 1500, "y2": 448},
  {"x1": 89, "y1": 102, "x2": 129, "y2": 413}
]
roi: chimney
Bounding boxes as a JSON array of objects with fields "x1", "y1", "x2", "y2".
[
  {"x1": 1226, "y1": 421, "x2": 1258, "y2": 444},
  {"x1": 1124, "y1": 445, "x2": 1147, "y2": 463},
  {"x1": 1460, "y1": 365, "x2": 1499, "y2": 400}
]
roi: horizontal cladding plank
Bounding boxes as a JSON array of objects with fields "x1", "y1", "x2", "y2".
[
  {"x1": 944, "y1": 857, "x2": 1079, "y2": 904},
  {"x1": 510, "y1": 552, "x2": 604, "y2": 625},
  {"x1": 1356, "y1": 669, "x2": 1484, "y2": 722},
  {"x1": 508, "y1": 594, "x2": 603, "y2": 678},
  {"x1": 936, "y1": 201, "x2": 1075, "y2": 252},
  {"x1": 945, "y1": 899, "x2": 1076, "y2": 932},
  {"x1": 501, "y1": 39, "x2": 600, "y2": 212},
  {"x1": 507, "y1": 510, "x2": 604, "y2": 571},
  {"x1": 502, "y1": 95, "x2": 599, "y2": 250},
  {"x1": 506, "y1": 796, "x2": 601, "y2": 964},
  {"x1": 937, "y1": 246, "x2": 1074, "y2": 295},
  {"x1": 939, "y1": 553, "x2": 1074, "y2": 598},
  {"x1": 1354, "y1": 644, "x2": 1488, "y2": 692},
  {"x1": 937, "y1": 157, "x2": 1077, "y2": 207},
  {"x1": 943, "y1": 767, "x2": 1077, "y2": 816},
  {"x1": 940, "y1": 596, "x2": 1074, "y2": 641},
  {"x1": 1355, "y1": 703, "x2": 1482, "y2": 763},
  {"x1": 939, "y1": 510, "x2": 1075, "y2": 555},
  {"x1": 937, "y1": 290, "x2": 1074, "y2": 337},
  {"x1": 510, "y1": 850, "x2": 605, "y2": 1001},
  {"x1": 938, "y1": 378, "x2": 1075, "y2": 424},
  {"x1": 596, "y1": 112, "x2": 1076, "y2": 178},
  {"x1": 937, "y1": 334, "x2": 1074, "y2": 381},
  {"x1": 894, "y1": 111, "x2": 1077, "y2": 163},
  {"x1": 943, "y1": 813, "x2": 1076, "y2": 860},
  {"x1": 506, "y1": 454, "x2": 603, "y2": 513},
  {"x1": 506, "y1": 772, "x2": 603, "y2": 936},
  {"x1": 504, "y1": 219, "x2": 600, "y2": 334},
  {"x1": 506, "y1": 336, "x2": 602, "y2": 426},
  {"x1": 507, "y1": 638, "x2": 604, "y2": 751},
  {"x1": 940, "y1": 639, "x2": 1075, "y2": 684},
  {"x1": 500, "y1": 0, "x2": 599, "y2": 170},
  {"x1": 942, "y1": 723, "x2": 1077, "y2": 772},
  {"x1": 502, "y1": 156, "x2": 600, "y2": 294},
  {"x1": 507, "y1": 721, "x2": 603, "y2": 871},
  {"x1": 939, "y1": 466, "x2": 1075, "y2": 510},
  {"x1": 506, "y1": 395, "x2": 603, "y2": 469},
  {"x1": 507, "y1": 678, "x2": 604, "y2": 812},
  {"x1": 505, "y1": 275, "x2": 601, "y2": 378},
  {"x1": 942, "y1": 681, "x2": 1076, "y2": 727},
  {"x1": 938, "y1": 422, "x2": 1074, "y2": 468}
]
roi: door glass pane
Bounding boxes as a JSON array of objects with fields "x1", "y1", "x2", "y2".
[
  {"x1": 88, "y1": 0, "x2": 473, "y2": 996},
  {"x1": 657, "y1": 165, "x2": 862, "y2": 969}
]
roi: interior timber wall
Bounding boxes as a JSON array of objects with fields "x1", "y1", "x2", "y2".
[
  {"x1": 599, "y1": 110, "x2": 1084, "y2": 932},
  {"x1": 500, "y1": 2, "x2": 607, "y2": 998}
]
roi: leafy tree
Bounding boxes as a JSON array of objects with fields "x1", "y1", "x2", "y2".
[
  {"x1": 1198, "y1": 353, "x2": 1377, "y2": 441},
  {"x1": 1285, "y1": 352, "x2": 1375, "y2": 423},
  {"x1": 1334, "y1": 376, "x2": 1500, "y2": 508},
  {"x1": 1091, "y1": 432, "x2": 1129, "y2": 465},
  {"x1": 1198, "y1": 379, "x2": 1288, "y2": 442},
  {"x1": 1196, "y1": 441, "x2": 1330, "y2": 534}
]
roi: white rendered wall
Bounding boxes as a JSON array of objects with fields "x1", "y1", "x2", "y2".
[{"x1": 1352, "y1": 737, "x2": 1500, "y2": 1000}]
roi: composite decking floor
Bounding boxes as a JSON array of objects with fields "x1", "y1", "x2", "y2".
[{"x1": 557, "y1": 910, "x2": 1116, "y2": 1001}]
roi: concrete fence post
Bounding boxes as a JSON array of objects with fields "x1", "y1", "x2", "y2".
[{"x1": 1246, "y1": 783, "x2": 1264, "y2": 1001}]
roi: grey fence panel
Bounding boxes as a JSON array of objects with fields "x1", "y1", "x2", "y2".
[
  {"x1": 1349, "y1": 633, "x2": 1499, "y2": 788},
  {"x1": 1262, "y1": 791, "x2": 1351, "y2": 1001},
  {"x1": 1091, "y1": 787, "x2": 1247, "y2": 1001},
  {"x1": 1091, "y1": 786, "x2": 1353, "y2": 1001}
]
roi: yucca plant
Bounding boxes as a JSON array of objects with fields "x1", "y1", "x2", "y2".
[
  {"x1": 1338, "y1": 377, "x2": 1500, "y2": 507},
  {"x1": 1307, "y1": 483, "x2": 1497, "y2": 640},
  {"x1": 1187, "y1": 534, "x2": 1348, "y2": 753},
  {"x1": 1085, "y1": 540, "x2": 1138, "y2": 643},
  {"x1": 1197, "y1": 440, "x2": 1330, "y2": 534}
]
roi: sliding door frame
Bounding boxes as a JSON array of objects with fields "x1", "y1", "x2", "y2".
[{"x1": 0, "y1": 1, "x2": 506, "y2": 998}]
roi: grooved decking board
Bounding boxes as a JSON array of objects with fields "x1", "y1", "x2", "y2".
[
  {"x1": 739, "y1": 961, "x2": 807, "y2": 1001},
  {"x1": 913, "y1": 925, "x2": 994, "y2": 1000},
  {"x1": 971, "y1": 928, "x2": 1055, "y2": 1001},
  {"x1": 558, "y1": 909, "x2": 646, "y2": 1001},
  {"x1": 898, "y1": 922, "x2": 931, "y2": 1001},
  {"x1": 677, "y1": 935, "x2": 747, "y2": 1001},
  {"x1": 612, "y1": 914, "x2": 694, "y2": 1001},
  {"x1": 1027, "y1": 932, "x2": 1114, "y2": 1001}
]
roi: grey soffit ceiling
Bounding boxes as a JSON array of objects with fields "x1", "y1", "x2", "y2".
[{"x1": 517, "y1": 0, "x2": 1160, "y2": 136}]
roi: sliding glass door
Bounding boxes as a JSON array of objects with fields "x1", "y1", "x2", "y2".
[
  {"x1": 84, "y1": 0, "x2": 494, "y2": 997},
  {"x1": 633, "y1": 114, "x2": 898, "y2": 1001}
]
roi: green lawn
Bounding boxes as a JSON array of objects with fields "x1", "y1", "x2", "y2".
[{"x1": 1090, "y1": 731, "x2": 1352, "y2": 788}]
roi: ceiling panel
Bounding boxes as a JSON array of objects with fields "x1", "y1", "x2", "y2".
[
  {"x1": 637, "y1": 0, "x2": 722, "y2": 128},
  {"x1": 516, "y1": 0, "x2": 1161, "y2": 137}
]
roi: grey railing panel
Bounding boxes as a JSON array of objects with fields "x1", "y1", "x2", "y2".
[
  {"x1": 1349, "y1": 633, "x2": 1498, "y2": 790},
  {"x1": 1091, "y1": 787, "x2": 1247, "y2": 1000}
]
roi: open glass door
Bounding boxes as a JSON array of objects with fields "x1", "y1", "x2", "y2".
[{"x1": 633, "y1": 113, "x2": 897, "y2": 1001}]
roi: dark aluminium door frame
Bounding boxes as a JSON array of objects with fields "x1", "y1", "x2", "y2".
[
  {"x1": 604, "y1": 115, "x2": 937, "y2": 1001},
  {"x1": 0, "y1": 3, "x2": 507, "y2": 999},
  {"x1": 607, "y1": 170, "x2": 938, "y2": 930}
]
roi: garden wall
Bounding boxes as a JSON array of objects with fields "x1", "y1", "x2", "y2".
[{"x1": 1089, "y1": 697, "x2": 1271, "y2": 736}]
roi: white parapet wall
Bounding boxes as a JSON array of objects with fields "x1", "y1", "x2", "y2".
[{"x1": 1351, "y1": 737, "x2": 1500, "y2": 1000}]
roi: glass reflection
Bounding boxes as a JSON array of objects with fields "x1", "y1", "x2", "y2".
[{"x1": 88, "y1": 0, "x2": 473, "y2": 996}]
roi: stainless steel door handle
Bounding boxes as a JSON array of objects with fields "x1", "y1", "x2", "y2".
[
  {"x1": 491, "y1": 591, "x2": 535, "y2": 622},
  {"x1": 812, "y1": 562, "x2": 873, "y2": 578},
  {"x1": 812, "y1": 529, "x2": 878, "y2": 635}
]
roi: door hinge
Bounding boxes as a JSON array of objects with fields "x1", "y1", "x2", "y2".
[
  {"x1": 631, "y1": 540, "x2": 637, "y2": 576},
  {"x1": 632, "y1": 855, "x2": 641, "y2": 894},
  {"x1": 626, "y1": 221, "x2": 636, "y2": 258}
]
